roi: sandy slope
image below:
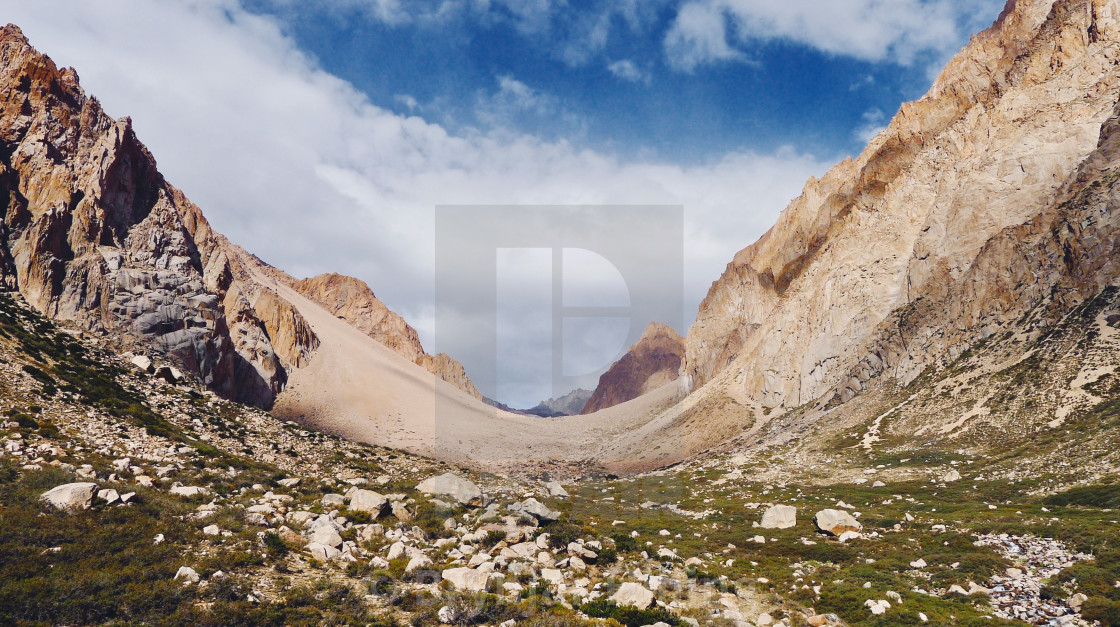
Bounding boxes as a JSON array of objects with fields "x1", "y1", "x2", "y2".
[{"x1": 266, "y1": 274, "x2": 688, "y2": 472}]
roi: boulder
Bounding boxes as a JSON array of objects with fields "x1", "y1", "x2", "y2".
[
  {"x1": 610, "y1": 582, "x2": 655, "y2": 609},
  {"x1": 170, "y1": 485, "x2": 210, "y2": 498},
  {"x1": 406, "y1": 556, "x2": 434, "y2": 572},
  {"x1": 814, "y1": 509, "x2": 862, "y2": 536},
  {"x1": 130, "y1": 355, "x2": 153, "y2": 372},
  {"x1": 311, "y1": 528, "x2": 344, "y2": 548},
  {"x1": 442, "y1": 567, "x2": 489, "y2": 592},
  {"x1": 40, "y1": 482, "x2": 98, "y2": 511},
  {"x1": 348, "y1": 489, "x2": 389, "y2": 517},
  {"x1": 321, "y1": 493, "x2": 345, "y2": 507},
  {"x1": 760, "y1": 505, "x2": 797, "y2": 529},
  {"x1": 545, "y1": 481, "x2": 569, "y2": 498},
  {"x1": 417, "y1": 473, "x2": 487, "y2": 507},
  {"x1": 174, "y1": 566, "x2": 200, "y2": 583},
  {"x1": 519, "y1": 498, "x2": 561, "y2": 522}
]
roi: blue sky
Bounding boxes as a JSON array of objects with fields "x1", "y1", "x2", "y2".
[
  {"x1": 247, "y1": 0, "x2": 999, "y2": 161},
  {"x1": 3, "y1": 0, "x2": 1005, "y2": 407}
]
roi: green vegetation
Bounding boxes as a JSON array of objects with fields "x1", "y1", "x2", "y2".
[{"x1": 577, "y1": 599, "x2": 680, "y2": 627}]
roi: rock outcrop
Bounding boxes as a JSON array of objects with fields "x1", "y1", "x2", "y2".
[
  {"x1": 681, "y1": 0, "x2": 1120, "y2": 416},
  {"x1": 0, "y1": 24, "x2": 319, "y2": 407},
  {"x1": 290, "y1": 273, "x2": 481, "y2": 399},
  {"x1": 582, "y1": 322, "x2": 684, "y2": 414}
]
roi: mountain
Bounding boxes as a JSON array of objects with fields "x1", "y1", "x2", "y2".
[
  {"x1": 0, "y1": 25, "x2": 479, "y2": 408},
  {"x1": 524, "y1": 388, "x2": 592, "y2": 417},
  {"x1": 290, "y1": 273, "x2": 481, "y2": 399},
  {"x1": 582, "y1": 322, "x2": 684, "y2": 414},
  {"x1": 680, "y1": 0, "x2": 1120, "y2": 420}
]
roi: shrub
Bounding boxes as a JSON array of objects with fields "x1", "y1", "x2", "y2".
[{"x1": 577, "y1": 599, "x2": 680, "y2": 627}]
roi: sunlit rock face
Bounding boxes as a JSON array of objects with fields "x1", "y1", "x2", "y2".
[{"x1": 683, "y1": 0, "x2": 1120, "y2": 413}]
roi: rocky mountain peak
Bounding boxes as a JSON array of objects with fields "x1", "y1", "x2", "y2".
[{"x1": 581, "y1": 322, "x2": 684, "y2": 414}]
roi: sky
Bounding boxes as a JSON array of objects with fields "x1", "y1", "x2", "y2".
[{"x1": 2, "y1": 0, "x2": 1004, "y2": 407}]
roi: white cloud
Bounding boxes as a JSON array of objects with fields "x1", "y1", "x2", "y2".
[
  {"x1": 607, "y1": 59, "x2": 650, "y2": 84},
  {"x1": 664, "y1": 0, "x2": 1003, "y2": 71},
  {"x1": 2, "y1": 0, "x2": 831, "y2": 403},
  {"x1": 664, "y1": 1, "x2": 745, "y2": 71},
  {"x1": 854, "y1": 108, "x2": 887, "y2": 144}
]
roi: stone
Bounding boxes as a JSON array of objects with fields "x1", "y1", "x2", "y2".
[
  {"x1": 131, "y1": 355, "x2": 153, "y2": 372},
  {"x1": 910, "y1": 558, "x2": 928, "y2": 569},
  {"x1": 546, "y1": 481, "x2": 569, "y2": 497},
  {"x1": 174, "y1": 566, "x2": 200, "y2": 583},
  {"x1": 277, "y1": 478, "x2": 301, "y2": 488},
  {"x1": 1070, "y1": 593, "x2": 1088, "y2": 612},
  {"x1": 442, "y1": 567, "x2": 489, "y2": 592},
  {"x1": 610, "y1": 582, "x2": 655, "y2": 609},
  {"x1": 416, "y1": 473, "x2": 487, "y2": 507},
  {"x1": 541, "y1": 568, "x2": 564, "y2": 585},
  {"x1": 760, "y1": 504, "x2": 797, "y2": 529},
  {"x1": 942, "y1": 470, "x2": 962, "y2": 482},
  {"x1": 321, "y1": 494, "x2": 345, "y2": 507},
  {"x1": 310, "y1": 528, "x2": 344, "y2": 548},
  {"x1": 406, "y1": 556, "x2": 434, "y2": 572},
  {"x1": 97, "y1": 488, "x2": 120, "y2": 505},
  {"x1": 348, "y1": 489, "x2": 389, "y2": 517},
  {"x1": 814, "y1": 509, "x2": 862, "y2": 536},
  {"x1": 203, "y1": 524, "x2": 220, "y2": 536},
  {"x1": 306, "y1": 542, "x2": 342, "y2": 561},
  {"x1": 519, "y1": 498, "x2": 561, "y2": 522},
  {"x1": 170, "y1": 486, "x2": 210, "y2": 498},
  {"x1": 40, "y1": 483, "x2": 98, "y2": 511},
  {"x1": 438, "y1": 606, "x2": 457, "y2": 624}
]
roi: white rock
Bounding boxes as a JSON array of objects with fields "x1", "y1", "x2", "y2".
[
  {"x1": 417, "y1": 473, "x2": 486, "y2": 506},
  {"x1": 311, "y1": 528, "x2": 344, "y2": 548},
  {"x1": 203, "y1": 524, "x2": 220, "y2": 536},
  {"x1": 406, "y1": 556, "x2": 433, "y2": 572},
  {"x1": 546, "y1": 481, "x2": 569, "y2": 498},
  {"x1": 349, "y1": 488, "x2": 389, "y2": 516},
  {"x1": 174, "y1": 566, "x2": 200, "y2": 583},
  {"x1": 131, "y1": 355, "x2": 153, "y2": 372},
  {"x1": 814, "y1": 509, "x2": 862, "y2": 535},
  {"x1": 40, "y1": 482, "x2": 98, "y2": 511},
  {"x1": 610, "y1": 582, "x2": 655, "y2": 609},
  {"x1": 170, "y1": 486, "x2": 210, "y2": 498},
  {"x1": 442, "y1": 567, "x2": 489, "y2": 592},
  {"x1": 760, "y1": 504, "x2": 797, "y2": 529}
]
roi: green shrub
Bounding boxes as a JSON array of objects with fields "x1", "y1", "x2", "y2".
[{"x1": 577, "y1": 599, "x2": 680, "y2": 627}]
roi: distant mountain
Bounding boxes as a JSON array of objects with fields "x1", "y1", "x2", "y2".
[
  {"x1": 582, "y1": 323, "x2": 684, "y2": 414},
  {"x1": 524, "y1": 388, "x2": 593, "y2": 417}
]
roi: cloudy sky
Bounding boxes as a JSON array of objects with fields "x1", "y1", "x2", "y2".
[{"x1": 3, "y1": 0, "x2": 1003, "y2": 407}]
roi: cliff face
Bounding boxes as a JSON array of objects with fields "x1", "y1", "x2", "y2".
[
  {"x1": 0, "y1": 24, "x2": 486, "y2": 410},
  {"x1": 582, "y1": 322, "x2": 684, "y2": 414},
  {"x1": 291, "y1": 273, "x2": 482, "y2": 399},
  {"x1": 683, "y1": 0, "x2": 1120, "y2": 411},
  {"x1": 0, "y1": 24, "x2": 318, "y2": 407}
]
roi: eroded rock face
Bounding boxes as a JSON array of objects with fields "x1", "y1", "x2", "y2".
[
  {"x1": 291, "y1": 273, "x2": 481, "y2": 399},
  {"x1": 0, "y1": 25, "x2": 318, "y2": 407},
  {"x1": 583, "y1": 322, "x2": 685, "y2": 414},
  {"x1": 682, "y1": 0, "x2": 1120, "y2": 415}
]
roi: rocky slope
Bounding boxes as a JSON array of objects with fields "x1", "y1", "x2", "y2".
[
  {"x1": 291, "y1": 273, "x2": 481, "y2": 399},
  {"x1": 682, "y1": 0, "x2": 1120, "y2": 419},
  {"x1": 0, "y1": 25, "x2": 482, "y2": 408},
  {"x1": 582, "y1": 322, "x2": 684, "y2": 414}
]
